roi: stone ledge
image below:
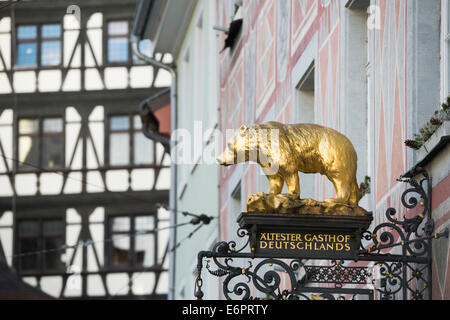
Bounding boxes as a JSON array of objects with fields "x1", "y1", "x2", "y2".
[
  {"x1": 417, "y1": 121, "x2": 450, "y2": 160},
  {"x1": 403, "y1": 121, "x2": 450, "y2": 178}
]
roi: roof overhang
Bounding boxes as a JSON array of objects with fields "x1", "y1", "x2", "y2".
[{"x1": 132, "y1": 0, "x2": 198, "y2": 58}]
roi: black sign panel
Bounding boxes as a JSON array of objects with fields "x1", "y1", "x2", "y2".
[{"x1": 238, "y1": 212, "x2": 373, "y2": 260}]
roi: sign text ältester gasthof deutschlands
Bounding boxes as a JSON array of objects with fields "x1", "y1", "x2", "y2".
[{"x1": 256, "y1": 231, "x2": 355, "y2": 259}]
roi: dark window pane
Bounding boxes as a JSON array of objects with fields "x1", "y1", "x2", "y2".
[
  {"x1": 108, "y1": 37, "x2": 128, "y2": 62},
  {"x1": 43, "y1": 220, "x2": 63, "y2": 236},
  {"x1": 108, "y1": 21, "x2": 128, "y2": 35},
  {"x1": 43, "y1": 118, "x2": 63, "y2": 133},
  {"x1": 17, "y1": 219, "x2": 64, "y2": 272},
  {"x1": 17, "y1": 42, "x2": 37, "y2": 66},
  {"x1": 42, "y1": 135, "x2": 63, "y2": 169},
  {"x1": 136, "y1": 250, "x2": 145, "y2": 266},
  {"x1": 19, "y1": 220, "x2": 39, "y2": 237},
  {"x1": 18, "y1": 135, "x2": 39, "y2": 169},
  {"x1": 41, "y1": 40, "x2": 61, "y2": 66},
  {"x1": 19, "y1": 238, "x2": 39, "y2": 270},
  {"x1": 110, "y1": 217, "x2": 130, "y2": 267},
  {"x1": 41, "y1": 24, "x2": 61, "y2": 38},
  {"x1": 110, "y1": 116, "x2": 129, "y2": 131},
  {"x1": 44, "y1": 237, "x2": 64, "y2": 270},
  {"x1": 18, "y1": 220, "x2": 40, "y2": 271},
  {"x1": 17, "y1": 25, "x2": 37, "y2": 39},
  {"x1": 18, "y1": 119, "x2": 39, "y2": 135},
  {"x1": 111, "y1": 238, "x2": 130, "y2": 267}
]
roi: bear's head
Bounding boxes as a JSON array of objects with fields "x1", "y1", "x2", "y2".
[{"x1": 217, "y1": 125, "x2": 257, "y2": 166}]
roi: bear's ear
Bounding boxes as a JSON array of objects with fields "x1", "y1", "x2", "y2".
[{"x1": 239, "y1": 125, "x2": 248, "y2": 136}]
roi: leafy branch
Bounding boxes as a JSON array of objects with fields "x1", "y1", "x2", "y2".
[{"x1": 359, "y1": 176, "x2": 371, "y2": 201}]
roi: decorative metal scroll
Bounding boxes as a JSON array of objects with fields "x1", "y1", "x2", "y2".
[
  {"x1": 194, "y1": 168, "x2": 449, "y2": 300},
  {"x1": 303, "y1": 260, "x2": 372, "y2": 287}
]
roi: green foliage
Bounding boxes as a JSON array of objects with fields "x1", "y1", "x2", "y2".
[{"x1": 358, "y1": 176, "x2": 371, "y2": 200}]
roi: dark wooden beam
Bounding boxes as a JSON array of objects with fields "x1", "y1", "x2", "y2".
[
  {"x1": 0, "y1": 87, "x2": 165, "y2": 110},
  {"x1": 0, "y1": 190, "x2": 168, "y2": 211}
]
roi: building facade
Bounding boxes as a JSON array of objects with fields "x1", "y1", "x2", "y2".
[
  {"x1": 216, "y1": 0, "x2": 449, "y2": 300},
  {"x1": 171, "y1": 0, "x2": 221, "y2": 300},
  {"x1": 133, "y1": 0, "x2": 449, "y2": 300},
  {"x1": 132, "y1": 0, "x2": 221, "y2": 300},
  {"x1": 0, "y1": 0, "x2": 171, "y2": 299}
]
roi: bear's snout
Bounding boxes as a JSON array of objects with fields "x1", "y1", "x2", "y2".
[
  {"x1": 217, "y1": 149, "x2": 235, "y2": 166},
  {"x1": 216, "y1": 156, "x2": 226, "y2": 166}
]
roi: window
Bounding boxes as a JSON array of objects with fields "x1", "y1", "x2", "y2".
[
  {"x1": 16, "y1": 218, "x2": 64, "y2": 272},
  {"x1": 16, "y1": 24, "x2": 62, "y2": 68},
  {"x1": 17, "y1": 25, "x2": 37, "y2": 67},
  {"x1": 107, "y1": 215, "x2": 155, "y2": 268},
  {"x1": 108, "y1": 114, "x2": 154, "y2": 166},
  {"x1": 106, "y1": 20, "x2": 152, "y2": 64},
  {"x1": 41, "y1": 24, "x2": 62, "y2": 66},
  {"x1": 18, "y1": 117, "x2": 64, "y2": 171},
  {"x1": 107, "y1": 20, "x2": 129, "y2": 63}
]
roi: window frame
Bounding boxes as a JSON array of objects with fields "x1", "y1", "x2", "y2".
[
  {"x1": 14, "y1": 22, "x2": 63, "y2": 70},
  {"x1": 105, "y1": 214, "x2": 157, "y2": 270},
  {"x1": 15, "y1": 23, "x2": 38, "y2": 68},
  {"x1": 15, "y1": 217, "x2": 65, "y2": 274},
  {"x1": 105, "y1": 19, "x2": 133, "y2": 66},
  {"x1": 104, "y1": 19, "x2": 152, "y2": 66},
  {"x1": 106, "y1": 113, "x2": 156, "y2": 168},
  {"x1": 16, "y1": 116, "x2": 65, "y2": 172}
]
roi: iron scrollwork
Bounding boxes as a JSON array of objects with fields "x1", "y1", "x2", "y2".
[
  {"x1": 360, "y1": 169, "x2": 435, "y2": 258},
  {"x1": 303, "y1": 260, "x2": 372, "y2": 288},
  {"x1": 195, "y1": 169, "x2": 449, "y2": 300}
]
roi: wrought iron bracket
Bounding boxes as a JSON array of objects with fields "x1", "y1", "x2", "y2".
[{"x1": 194, "y1": 168, "x2": 449, "y2": 300}]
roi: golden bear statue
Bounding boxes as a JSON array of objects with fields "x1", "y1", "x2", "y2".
[{"x1": 217, "y1": 122, "x2": 368, "y2": 216}]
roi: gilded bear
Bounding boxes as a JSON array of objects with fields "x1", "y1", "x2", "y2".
[{"x1": 217, "y1": 121, "x2": 360, "y2": 205}]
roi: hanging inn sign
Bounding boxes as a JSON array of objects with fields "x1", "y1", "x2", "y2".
[
  {"x1": 239, "y1": 213, "x2": 370, "y2": 261},
  {"x1": 194, "y1": 122, "x2": 448, "y2": 300}
]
